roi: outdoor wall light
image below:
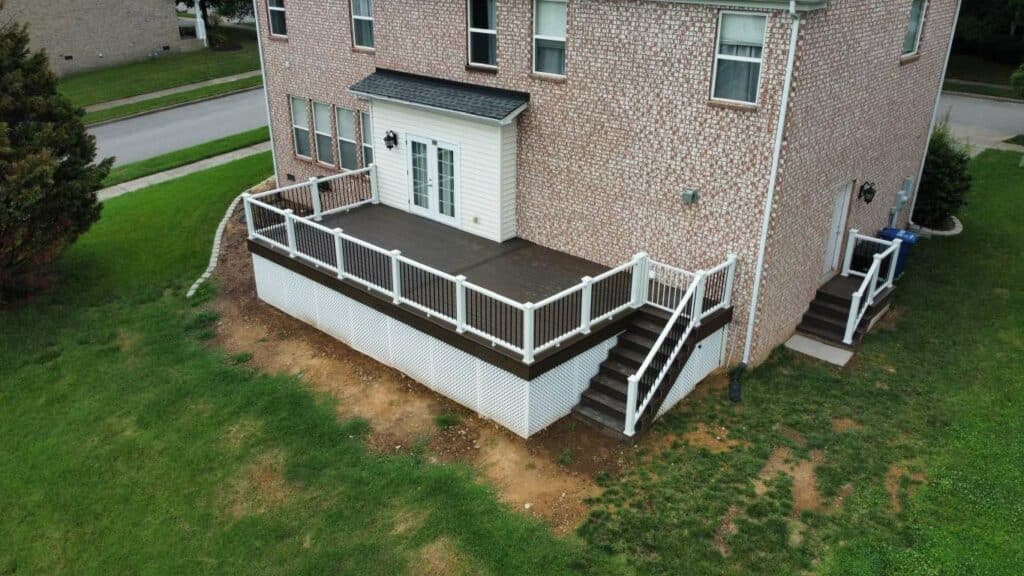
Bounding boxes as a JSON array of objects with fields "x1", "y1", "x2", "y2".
[
  {"x1": 858, "y1": 182, "x2": 877, "y2": 204},
  {"x1": 681, "y1": 188, "x2": 700, "y2": 205},
  {"x1": 384, "y1": 130, "x2": 398, "y2": 150}
]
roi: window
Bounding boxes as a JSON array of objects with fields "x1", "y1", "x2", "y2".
[
  {"x1": 267, "y1": 0, "x2": 287, "y2": 36},
  {"x1": 712, "y1": 12, "x2": 766, "y2": 105},
  {"x1": 351, "y1": 0, "x2": 374, "y2": 49},
  {"x1": 903, "y1": 0, "x2": 927, "y2": 56},
  {"x1": 312, "y1": 102, "x2": 333, "y2": 165},
  {"x1": 534, "y1": 0, "x2": 566, "y2": 76},
  {"x1": 361, "y1": 111, "x2": 374, "y2": 166},
  {"x1": 290, "y1": 96, "x2": 311, "y2": 158},
  {"x1": 336, "y1": 107, "x2": 358, "y2": 170},
  {"x1": 468, "y1": 0, "x2": 497, "y2": 67}
]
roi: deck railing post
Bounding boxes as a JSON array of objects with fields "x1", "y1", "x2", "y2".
[
  {"x1": 390, "y1": 249, "x2": 402, "y2": 304},
  {"x1": 523, "y1": 303, "x2": 535, "y2": 364},
  {"x1": 886, "y1": 239, "x2": 902, "y2": 288},
  {"x1": 242, "y1": 193, "x2": 255, "y2": 240},
  {"x1": 370, "y1": 164, "x2": 380, "y2": 204},
  {"x1": 842, "y1": 228, "x2": 859, "y2": 276},
  {"x1": 624, "y1": 375, "x2": 639, "y2": 437},
  {"x1": 308, "y1": 177, "x2": 323, "y2": 221},
  {"x1": 455, "y1": 275, "x2": 467, "y2": 333},
  {"x1": 580, "y1": 276, "x2": 593, "y2": 334},
  {"x1": 723, "y1": 254, "x2": 738, "y2": 308},
  {"x1": 284, "y1": 209, "x2": 296, "y2": 258},
  {"x1": 333, "y1": 228, "x2": 345, "y2": 278},
  {"x1": 844, "y1": 291, "x2": 862, "y2": 345},
  {"x1": 630, "y1": 252, "x2": 649, "y2": 308},
  {"x1": 692, "y1": 271, "x2": 706, "y2": 326},
  {"x1": 869, "y1": 254, "x2": 883, "y2": 305}
]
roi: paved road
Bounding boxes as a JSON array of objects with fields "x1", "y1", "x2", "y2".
[
  {"x1": 938, "y1": 92, "x2": 1024, "y2": 153},
  {"x1": 90, "y1": 88, "x2": 268, "y2": 166}
]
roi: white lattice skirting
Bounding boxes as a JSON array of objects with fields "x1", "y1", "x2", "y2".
[
  {"x1": 252, "y1": 254, "x2": 619, "y2": 438},
  {"x1": 657, "y1": 327, "x2": 727, "y2": 418}
]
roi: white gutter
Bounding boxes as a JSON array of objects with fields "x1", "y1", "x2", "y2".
[
  {"x1": 907, "y1": 0, "x2": 962, "y2": 227},
  {"x1": 741, "y1": 1, "x2": 801, "y2": 364},
  {"x1": 252, "y1": 0, "x2": 280, "y2": 187}
]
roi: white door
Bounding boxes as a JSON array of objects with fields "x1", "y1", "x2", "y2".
[
  {"x1": 407, "y1": 135, "x2": 459, "y2": 226},
  {"x1": 822, "y1": 180, "x2": 853, "y2": 279}
]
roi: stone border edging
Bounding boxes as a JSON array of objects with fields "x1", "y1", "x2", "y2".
[
  {"x1": 186, "y1": 194, "x2": 244, "y2": 299},
  {"x1": 910, "y1": 216, "x2": 963, "y2": 238}
]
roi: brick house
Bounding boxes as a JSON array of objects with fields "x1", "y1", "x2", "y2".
[{"x1": 243, "y1": 0, "x2": 958, "y2": 439}]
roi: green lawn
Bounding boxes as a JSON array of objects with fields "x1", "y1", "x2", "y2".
[
  {"x1": 944, "y1": 80, "x2": 1021, "y2": 101},
  {"x1": 1, "y1": 151, "x2": 1021, "y2": 575},
  {"x1": 580, "y1": 150, "x2": 1024, "y2": 575},
  {"x1": 83, "y1": 75, "x2": 262, "y2": 126},
  {"x1": 945, "y1": 54, "x2": 1018, "y2": 85},
  {"x1": 103, "y1": 127, "x2": 270, "y2": 187},
  {"x1": 0, "y1": 153, "x2": 620, "y2": 576},
  {"x1": 59, "y1": 28, "x2": 259, "y2": 108}
]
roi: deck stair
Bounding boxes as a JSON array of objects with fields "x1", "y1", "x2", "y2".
[{"x1": 796, "y1": 275, "x2": 894, "y2": 347}]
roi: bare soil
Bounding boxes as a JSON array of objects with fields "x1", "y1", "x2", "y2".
[
  {"x1": 831, "y1": 418, "x2": 864, "y2": 433},
  {"x1": 223, "y1": 449, "x2": 294, "y2": 518},
  {"x1": 210, "y1": 204, "x2": 629, "y2": 534},
  {"x1": 884, "y1": 463, "x2": 927, "y2": 513}
]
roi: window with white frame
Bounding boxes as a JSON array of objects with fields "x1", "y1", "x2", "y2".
[
  {"x1": 468, "y1": 0, "x2": 497, "y2": 67},
  {"x1": 534, "y1": 0, "x2": 566, "y2": 76},
  {"x1": 336, "y1": 107, "x2": 358, "y2": 170},
  {"x1": 712, "y1": 12, "x2": 767, "y2": 105},
  {"x1": 351, "y1": 0, "x2": 375, "y2": 49},
  {"x1": 312, "y1": 102, "x2": 334, "y2": 165},
  {"x1": 290, "y1": 96, "x2": 311, "y2": 158},
  {"x1": 360, "y1": 111, "x2": 374, "y2": 166},
  {"x1": 902, "y1": 0, "x2": 927, "y2": 56},
  {"x1": 267, "y1": 0, "x2": 287, "y2": 36}
]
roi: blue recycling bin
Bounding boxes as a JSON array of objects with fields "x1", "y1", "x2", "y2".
[{"x1": 878, "y1": 228, "x2": 919, "y2": 278}]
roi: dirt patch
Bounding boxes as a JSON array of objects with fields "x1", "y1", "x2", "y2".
[
  {"x1": 714, "y1": 505, "x2": 741, "y2": 557},
  {"x1": 411, "y1": 538, "x2": 466, "y2": 576},
  {"x1": 831, "y1": 418, "x2": 864, "y2": 433},
  {"x1": 757, "y1": 448, "x2": 838, "y2": 515},
  {"x1": 874, "y1": 305, "x2": 906, "y2": 332},
  {"x1": 224, "y1": 418, "x2": 262, "y2": 449},
  {"x1": 391, "y1": 508, "x2": 428, "y2": 536},
  {"x1": 210, "y1": 210, "x2": 627, "y2": 534},
  {"x1": 884, "y1": 464, "x2": 927, "y2": 513},
  {"x1": 682, "y1": 423, "x2": 743, "y2": 454},
  {"x1": 224, "y1": 449, "x2": 294, "y2": 518},
  {"x1": 776, "y1": 424, "x2": 807, "y2": 446}
]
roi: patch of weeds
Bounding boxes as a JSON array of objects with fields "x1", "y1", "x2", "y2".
[
  {"x1": 340, "y1": 417, "x2": 371, "y2": 439},
  {"x1": 188, "y1": 282, "x2": 217, "y2": 307},
  {"x1": 230, "y1": 352, "x2": 253, "y2": 365},
  {"x1": 185, "y1": 310, "x2": 218, "y2": 333},
  {"x1": 434, "y1": 412, "x2": 461, "y2": 429},
  {"x1": 197, "y1": 329, "x2": 216, "y2": 341},
  {"x1": 557, "y1": 448, "x2": 574, "y2": 467}
]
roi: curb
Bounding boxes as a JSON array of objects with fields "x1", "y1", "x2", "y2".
[
  {"x1": 909, "y1": 216, "x2": 963, "y2": 238},
  {"x1": 85, "y1": 85, "x2": 263, "y2": 128},
  {"x1": 941, "y1": 89, "x2": 1024, "y2": 105}
]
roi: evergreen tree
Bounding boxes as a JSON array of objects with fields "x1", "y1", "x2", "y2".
[{"x1": 0, "y1": 22, "x2": 112, "y2": 299}]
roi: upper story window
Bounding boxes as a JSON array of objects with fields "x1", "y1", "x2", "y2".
[
  {"x1": 712, "y1": 12, "x2": 767, "y2": 105},
  {"x1": 361, "y1": 111, "x2": 374, "y2": 166},
  {"x1": 534, "y1": 0, "x2": 567, "y2": 76},
  {"x1": 468, "y1": 0, "x2": 497, "y2": 68},
  {"x1": 290, "y1": 96, "x2": 311, "y2": 158},
  {"x1": 313, "y1": 102, "x2": 334, "y2": 165},
  {"x1": 336, "y1": 107, "x2": 359, "y2": 170},
  {"x1": 352, "y1": 0, "x2": 375, "y2": 49},
  {"x1": 902, "y1": 0, "x2": 927, "y2": 56},
  {"x1": 267, "y1": 0, "x2": 287, "y2": 36}
]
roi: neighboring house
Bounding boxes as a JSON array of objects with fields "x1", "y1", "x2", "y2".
[
  {"x1": 3, "y1": 0, "x2": 201, "y2": 76},
  {"x1": 243, "y1": 0, "x2": 958, "y2": 439}
]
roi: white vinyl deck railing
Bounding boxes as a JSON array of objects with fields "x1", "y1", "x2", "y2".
[
  {"x1": 839, "y1": 229, "x2": 901, "y2": 344},
  {"x1": 623, "y1": 255, "x2": 738, "y2": 437},
  {"x1": 243, "y1": 168, "x2": 729, "y2": 365}
]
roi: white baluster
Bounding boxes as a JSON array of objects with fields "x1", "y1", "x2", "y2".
[
  {"x1": 630, "y1": 252, "x2": 649, "y2": 308},
  {"x1": 370, "y1": 164, "x2": 380, "y2": 204},
  {"x1": 869, "y1": 254, "x2": 882, "y2": 305},
  {"x1": 308, "y1": 177, "x2": 322, "y2": 221},
  {"x1": 844, "y1": 291, "x2": 861, "y2": 345},
  {"x1": 842, "y1": 228, "x2": 859, "y2": 276},
  {"x1": 455, "y1": 275, "x2": 467, "y2": 333},
  {"x1": 723, "y1": 254, "x2": 738, "y2": 307},
  {"x1": 692, "y1": 270, "x2": 706, "y2": 327},
  {"x1": 887, "y1": 239, "x2": 902, "y2": 288},
  {"x1": 334, "y1": 228, "x2": 345, "y2": 278},
  {"x1": 390, "y1": 249, "x2": 402, "y2": 304},
  {"x1": 580, "y1": 276, "x2": 593, "y2": 334},
  {"x1": 284, "y1": 209, "x2": 296, "y2": 258},
  {"x1": 242, "y1": 193, "x2": 255, "y2": 239},
  {"x1": 624, "y1": 375, "x2": 639, "y2": 437},
  {"x1": 523, "y1": 303, "x2": 535, "y2": 364}
]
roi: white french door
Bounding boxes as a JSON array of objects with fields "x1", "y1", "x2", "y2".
[
  {"x1": 822, "y1": 180, "x2": 853, "y2": 279},
  {"x1": 407, "y1": 135, "x2": 459, "y2": 226}
]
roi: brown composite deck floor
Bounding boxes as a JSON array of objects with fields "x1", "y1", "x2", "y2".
[{"x1": 318, "y1": 204, "x2": 609, "y2": 303}]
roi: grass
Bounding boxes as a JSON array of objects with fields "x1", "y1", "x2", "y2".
[
  {"x1": 103, "y1": 127, "x2": 269, "y2": 187},
  {"x1": 580, "y1": 150, "x2": 1024, "y2": 575},
  {"x1": 944, "y1": 80, "x2": 1021, "y2": 101},
  {"x1": 945, "y1": 53, "x2": 1018, "y2": 86},
  {"x1": 0, "y1": 152, "x2": 622, "y2": 575},
  {"x1": 83, "y1": 75, "x2": 262, "y2": 125},
  {"x1": 434, "y1": 412, "x2": 461, "y2": 429},
  {"x1": 59, "y1": 28, "x2": 259, "y2": 108}
]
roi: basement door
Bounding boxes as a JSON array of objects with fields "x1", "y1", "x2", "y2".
[
  {"x1": 407, "y1": 135, "x2": 460, "y2": 226},
  {"x1": 822, "y1": 180, "x2": 853, "y2": 280}
]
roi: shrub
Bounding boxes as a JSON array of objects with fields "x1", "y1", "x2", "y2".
[
  {"x1": 434, "y1": 412, "x2": 461, "y2": 429},
  {"x1": 1011, "y1": 64, "x2": 1024, "y2": 99},
  {"x1": 913, "y1": 124, "x2": 971, "y2": 230},
  {"x1": 0, "y1": 23, "x2": 111, "y2": 300}
]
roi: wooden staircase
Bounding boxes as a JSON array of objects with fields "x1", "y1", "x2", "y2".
[
  {"x1": 796, "y1": 275, "x2": 894, "y2": 347},
  {"x1": 571, "y1": 305, "x2": 732, "y2": 441}
]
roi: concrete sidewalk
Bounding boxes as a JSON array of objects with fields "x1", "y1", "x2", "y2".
[
  {"x1": 98, "y1": 141, "x2": 272, "y2": 201},
  {"x1": 84, "y1": 70, "x2": 263, "y2": 113}
]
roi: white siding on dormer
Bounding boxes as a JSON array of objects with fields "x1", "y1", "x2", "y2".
[{"x1": 499, "y1": 122, "x2": 518, "y2": 241}]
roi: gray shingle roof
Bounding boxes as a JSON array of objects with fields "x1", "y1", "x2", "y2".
[{"x1": 350, "y1": 70, "x2": 530, "y2": 122}]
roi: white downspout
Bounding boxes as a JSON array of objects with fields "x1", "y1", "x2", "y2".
[
  {"x1": 741, "y1": 1, "x2": 801, "y2": 365},
  {"x1": 907, "y1": 0, "x2": 963, "y2": 227},
  {"x1": 252, "y1": 0, "x2": 280, "y2": 187}
]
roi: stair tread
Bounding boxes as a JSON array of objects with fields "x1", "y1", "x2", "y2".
[
  {"x1": 600, "y1": 359, "x2": 635, "y2": 377},
  {"x1": 622, "y1": 332, "x2": 657, "y2": 349},
  {"x1": 582, "y1": 389, "x2": 626, "y2": 413},
  {"x1": 802, "y1": 308, "x2": 848, "y2": 329},
  {"x1": 630, "y1": 318, "x2": 666, "y2": 337},
  {"x1": 610, "y1": 347, "x2": 647, "y2": 365},
  {"x1": 796, "y1": 321, "x2": 861, "y2": 345},
  {"x1": 572, "y1": 404, "x2": 624, "y2": 430},
  {"x1": 638, "y1": 306, "x2": 673, "y2": 323},
  {"x1": 591, "y1": 372, "x2": 628, "y2": 394}
]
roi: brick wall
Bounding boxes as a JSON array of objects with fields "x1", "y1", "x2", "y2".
[
  {"x1": 4, "y1": 0, "x2": 200, "y2": 76},
  {"x1": 748, "y1": 0, "x2": 956, "y2": 363}
]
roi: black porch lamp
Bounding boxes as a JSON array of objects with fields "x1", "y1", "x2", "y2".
[
  {"x1": 383, "y1": 130, "x2": 398, "y2": 150},
  {"x1": 858, "y1": 182, "x2": 877, "y2": 204}
]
